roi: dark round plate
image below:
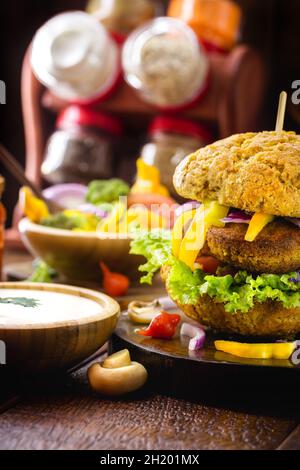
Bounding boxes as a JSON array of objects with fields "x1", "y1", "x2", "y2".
[{"x1": 111, "y1": 313, "x2": 300, "y2": 400}]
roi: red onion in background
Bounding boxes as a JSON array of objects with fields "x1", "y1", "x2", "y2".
[
  {"x1": 43, "y1": 184, "x2": 87, "y2": 210},
  {"x1": 78, "y1": 203, "x2": 108, "y2": 219}
]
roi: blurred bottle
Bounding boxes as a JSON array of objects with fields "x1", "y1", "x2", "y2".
[
  {"x1": 86, "y1": 0, "x2": 157, "y2": 43},
  {"x1": 31, "y1": 12, "x2": 121, "y2": 104},
  {"x1": 42, "y1": 106, "x2": 123, "y2": 184},
  {"x1": 122, "y1": 17, "x2": 209, "y2": 110},
  {"x1": 168, "y1": 0, "x2": 242, "y2": 53},
  {"x1": 140, "y1": 116, "x2": 213, "y2": 197}
]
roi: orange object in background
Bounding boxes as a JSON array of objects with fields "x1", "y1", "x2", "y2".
[
  {"x1": 168, "y1": 0, "x2": 242, "y2": 52},
  {"x1": 0, "y1": 177, "x2": 6, "y2": 281},
  {"x1": 130, "y1": 159, "x2": 170, "y2": 197},
  {"x1": 100, "y1": 262, "x2": 130, "y2": 297}
]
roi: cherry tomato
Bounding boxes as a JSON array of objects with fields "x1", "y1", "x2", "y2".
[
  {"x1": 138, "y1": 311, "x2": 181, "y2": 339},
  {"x1": 195, "y1": 256, "x2": 220, "y2": 274}
]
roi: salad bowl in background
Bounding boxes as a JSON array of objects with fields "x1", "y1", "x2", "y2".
[{"x1": 19, "y1": 218, "x2": 143, "y2": 282}]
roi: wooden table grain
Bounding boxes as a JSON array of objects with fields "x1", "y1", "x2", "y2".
[{"x1": 1, "y1": 249, "x2": 300, "y2": 451}]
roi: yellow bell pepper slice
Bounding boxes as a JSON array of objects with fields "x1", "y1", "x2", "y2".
[
  {"x1": 178, "y1": 201, "x2": 229, "y2": 269},
  {"x1": 245, "y1": 213, "x2": 274, "y2": 242},
  {"x1": 136, "y1": 158, "x2": 160, "y2": 183},
  {"x1": 154, "y1": 184, "x2": 170, "y2": 197},
  {"x1": 63, "y1": 210, "x2": 86, "y2": 218},
  {"x1": 19, "y1": 187, "x2": 49, "y2": 223},
  {"x1": 172, "y1": 209, "x2": 197, "y2": 257},
  {"x1": 130, "y1": 159, "x2": 170, "y2": 197},
  {"x1": 215, "y1": 340, "x2": 296, "y2": 360},
  {"x1": 98, "y1": 202, "x2": 126, "y2": 233}
]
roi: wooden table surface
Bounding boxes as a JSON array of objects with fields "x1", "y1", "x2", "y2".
[{"x1": 1, "y1": 249, "x2": 300, "y2": 451}]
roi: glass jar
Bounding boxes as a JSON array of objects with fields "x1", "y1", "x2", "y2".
[
  {"x1": 168, "y1": 0, "x2": 242, "y2": 53},
  {"x1": 0, "y1": 177, "x2": 6, "y2": 281},
  {"x1": 31, "y1": 12, "x2": 121, "y2": 104},
  {"x1": 122, "y1": 17, "x2": 209, "y2": 110},
  {"x1": 42, "y1": 106, "x2": 123, "y2": 184},
  {"x1": 87, "y1": 0, "x2": 156, "y2": 43},
  {"x1": 140, "y1": 116, "x2": 213, "y2": 197}
]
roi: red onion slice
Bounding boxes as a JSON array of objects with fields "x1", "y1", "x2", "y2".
[
  {"x1": 222, "y1": 213, "x2": 300, "y2": 229},
  {"x1": 180, "y1": 322, "x2": 206, "y2": 351},
  {"x1": 43, "y1": 184, "x2": 87, "y2": 210},
  {"x1": 289, "y1": 273, "x2": 300, "y2": 284},
  {"x1": 221, "y1": 210, "x2": 252, "y2": 224}
]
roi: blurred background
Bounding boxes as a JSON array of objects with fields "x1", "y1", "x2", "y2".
[{"x1": 1, "y1": 0, "x2": 300, "y2": 225}]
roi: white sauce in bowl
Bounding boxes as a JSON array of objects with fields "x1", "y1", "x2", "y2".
[{"x1": 0, "y1": 289, "x2": 101, "y2": 326}]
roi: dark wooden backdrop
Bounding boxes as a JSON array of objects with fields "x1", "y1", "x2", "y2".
[{"x1": 1, "y1": 0, "x2": 300, "y2": 224}]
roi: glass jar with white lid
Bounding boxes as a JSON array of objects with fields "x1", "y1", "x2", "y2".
[
  {"x1": 42, "y1": 106, "x2": 123, "y2": 184},
  {"x1": 31, "y1": 11, "x2": 121, "y2": 104},
  {"x1": 140, "y1": 116, "x2": 213, "y2": 197},
  {"x1": 122, "y1": 17, "x2": 209, "y2": 110}
]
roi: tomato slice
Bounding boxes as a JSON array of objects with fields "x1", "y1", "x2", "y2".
[{"x1": 195, "y1": 256, "x2": 220, "y2": 274}]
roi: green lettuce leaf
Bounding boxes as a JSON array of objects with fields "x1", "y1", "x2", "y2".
[
  {"x1": 40, "y1": 212, "x2": 99, "y2": 231},
  {"x1": 28, "y1": 260, "x2": 57, "y2": 283},
  {"x1": 167, "y1": 259, "x2": 205, "y2": 305},
  {"x1": 130, "y1": 229, "x2": 172, "y2": 284},
  {"x1": 168, "y1": 261, "x2": 300, "y2": 313},
  {"x1": 86, "y1": 179, "x2": 130, "y2": 205}
]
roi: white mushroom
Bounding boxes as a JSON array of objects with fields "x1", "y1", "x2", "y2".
[
  {"x1": 128, "y1": 299, "x2": 162, "y2": 324},
  {"x1": 88, "y1": 349, "x2": 148, "y2": 396}
]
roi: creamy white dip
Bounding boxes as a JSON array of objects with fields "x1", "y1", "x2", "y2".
[{"x1": 0, "y1": 289, "x2": 101, "y2": 326}]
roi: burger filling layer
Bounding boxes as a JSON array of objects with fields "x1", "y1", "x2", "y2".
[{"x1": 130, "y1": 202, "x2": 300, "y2": 314}]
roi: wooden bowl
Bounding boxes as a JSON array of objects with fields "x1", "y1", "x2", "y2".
[
  {"x1": 19, "y1": 218, "x2": 143, "y2": 282},
  {"x1": 0, "y1": 282, "x2": 120, "y2": 372}
]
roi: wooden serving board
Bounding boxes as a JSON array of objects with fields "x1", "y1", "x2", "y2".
[{"x1": 111, "y1": 313, "x2": 300, "y2": 401}]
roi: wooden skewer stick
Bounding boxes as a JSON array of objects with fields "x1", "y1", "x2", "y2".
[
  {"x1": 0, "y1": 143, "x2": 62, "y2": 213},
  {"x1": 275, "y1": 91, "x2": 287, "y2": 131}
]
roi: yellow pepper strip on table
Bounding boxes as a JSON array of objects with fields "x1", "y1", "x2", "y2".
[
  {"x1": 215, "y1": 340, "x2": 297, "y2": 360},
  {"x1": 245, "y1": 213, "x2": 275, "y2": 242}
]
